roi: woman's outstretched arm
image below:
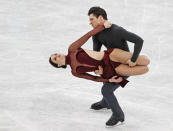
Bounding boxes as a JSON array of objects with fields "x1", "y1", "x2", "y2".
[
  {"x1": 71, "y1": 71, "x2": 128, "y2": 88},
  {"x1": 72, "y1": 71, "x2": 109, "y2": 82},
  {"x1": 68, "y1": 25, "x2": 105, "y2": 52}
]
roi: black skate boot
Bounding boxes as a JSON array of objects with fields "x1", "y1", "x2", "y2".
[
  {"x1": 106, "y1": 115, "x2": 124, "y2": 126},
  {"x1": 90, "y1": 101, "x2": 110, "y2": 110}
]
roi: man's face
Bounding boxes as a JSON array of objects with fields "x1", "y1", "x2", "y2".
[{"x1": 89, "y1": 14, "x2": 101, "y2": 28}]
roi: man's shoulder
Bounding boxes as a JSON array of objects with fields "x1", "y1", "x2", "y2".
[
  {"x1": 111, "y1": 24, "x2": 124, "y2": 31},
  {"x1": 111, "y1": 24, "x2": 120, "y2": 28}
]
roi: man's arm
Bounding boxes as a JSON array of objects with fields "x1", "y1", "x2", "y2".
[
  {"x1": 68, "y1": 25, "x2": 105, "y2": 52},
  {"x1": 92, "y1": 35, "x2": 102, "y2": 51},
  {"x1": 92, "y1": 21, "x2": 112, "y2": 51},
  {"x1": 118, "y1": 27, "x2": 144, "y2": 62}
]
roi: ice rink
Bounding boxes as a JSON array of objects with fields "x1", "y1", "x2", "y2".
[{"x1": 0, "y1": 0, "x2": 173, "y2": 131}]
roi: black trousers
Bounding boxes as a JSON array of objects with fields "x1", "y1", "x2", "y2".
[{"x1": 100, "y1": 76, "x2": 129, "y2": 119}]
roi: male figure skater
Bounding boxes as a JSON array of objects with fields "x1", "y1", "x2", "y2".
[{"x1": 88, "y1": 7, "x2": 144, "y2": 126}]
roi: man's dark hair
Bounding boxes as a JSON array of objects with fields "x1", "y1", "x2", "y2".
[
  {"x1": 49, "y1": 57, "x2": 67, "y2": 69},
  {"x1": 88, "y1": 6, "x2": 107, "y2": 20}
]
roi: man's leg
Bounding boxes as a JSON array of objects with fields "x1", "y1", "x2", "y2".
[
  {"x1": 91, "y1": 76, "x2": 128, "y2": 111},
  {"x1": 101, "y1": 82, "x2": 124, "y2": 119},
  {"x1": 90, "y1": 97, "x2": 110, "y2": 110},
  {"x1": 100, "y1": 97, "x2": 109, "y2": 107},
  {"x1": 101, "y1": 76, "x2": 129, "y2": 126}
]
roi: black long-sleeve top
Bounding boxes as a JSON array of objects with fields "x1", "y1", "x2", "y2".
[{"x1": 92, "y1": 24, "x2": 144, "y2": 62}]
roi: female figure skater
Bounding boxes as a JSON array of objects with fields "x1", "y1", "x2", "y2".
[{"x1": 49, "y1": 23, "x2": 150, "y2": 87}]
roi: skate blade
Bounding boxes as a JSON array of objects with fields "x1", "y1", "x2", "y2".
[{"x1": 105, "y1": 121, "x2": 125, "y2": 128}]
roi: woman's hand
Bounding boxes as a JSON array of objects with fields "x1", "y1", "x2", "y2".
[
  {"x1": 126, "y1": 59, "x2": 136, "y2": 67},
  {"x1": 94, "y1": 65, "x2": 103, "y2": 75},
  {"x1": 104, "y1": 20, "x2": 112, "y2": 28},
  {"x1": 109, "y1": 76, "x2": 123, "y2": 83}
]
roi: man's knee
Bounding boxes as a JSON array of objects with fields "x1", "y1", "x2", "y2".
[
  {"x1": 101, "y1": 86, "x2": 110, "y2": 96},
  {"x1": 101, "y1": 82, "x2": 119, "y2": 96}
]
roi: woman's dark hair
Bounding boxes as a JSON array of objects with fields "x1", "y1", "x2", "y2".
[
  {"x1": 49, "y1": 57, "x2": 67, "y2": 69},
  {"x1": 88, "y1": 6, "x2": 107, "y2": 20}
]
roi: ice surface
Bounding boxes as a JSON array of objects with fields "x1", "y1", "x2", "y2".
[{"x1": 0, "y1": 0, "x2": 173, "y2": 131}]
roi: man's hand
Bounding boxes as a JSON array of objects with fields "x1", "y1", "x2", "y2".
[
  {"x1": 94, "y1": 65, "x2": 103, "y2": 75},
  {"x1": 126, "y1": 59, "x2": 137, "y2": 67},
  {"x1": 104, "y1": 20, "x2": 112, "y2": 28},
  {"x1": 109, "y1": 76, "x2": 123, "y2": 83}
]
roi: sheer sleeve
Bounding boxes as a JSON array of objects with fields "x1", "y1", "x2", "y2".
[
  {"x1": 68, "y1": 25, "x2": 105, "y2": 52},
  {"x1": 72, "y1": 71, "x2": 128, "y2": 87},
  {"x1": 71, "y1": 71, "x2": 109, "y2": 82}
]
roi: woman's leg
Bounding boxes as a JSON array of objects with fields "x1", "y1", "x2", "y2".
[
  {"x1": 115, "y1": 64, "x2": 149, "y2": 76},
  {"x1": 109, "y1": 49, "x2": 150, "y2": 66}
]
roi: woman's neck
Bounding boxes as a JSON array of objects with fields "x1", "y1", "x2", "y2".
[{"x1": 65, "y1": 54, "x2": 71, "y2": 65}]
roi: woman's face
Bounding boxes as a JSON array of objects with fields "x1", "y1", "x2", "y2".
[{"x1": 51, "y1": 53, "x2": 65, "y2": 67}]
